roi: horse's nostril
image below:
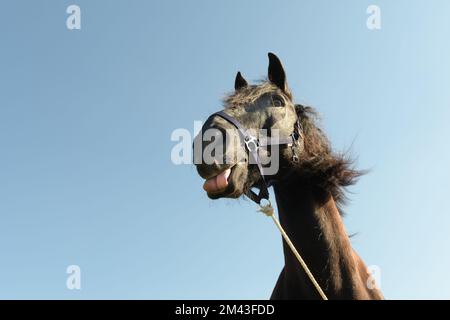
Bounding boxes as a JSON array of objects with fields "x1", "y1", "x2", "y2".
[{"x1": 196, "y1": 164, "x2": 211, "y2": 180}]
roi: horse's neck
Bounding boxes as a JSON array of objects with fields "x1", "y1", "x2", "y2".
[{"x1": 273, "y1": 177, "x2": 373, "y2": 299}]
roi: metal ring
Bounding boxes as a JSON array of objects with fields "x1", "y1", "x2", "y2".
[
  {"x1": 259, "y1": 198, "x2": 271, "y2": 208},
  {"x1": 245, "y1": 136, "x2": 259, "y2": 152}
]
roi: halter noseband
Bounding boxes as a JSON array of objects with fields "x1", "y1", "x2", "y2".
[{"x1": 209, "y1": 110, "x2": 302, "y2": 204}]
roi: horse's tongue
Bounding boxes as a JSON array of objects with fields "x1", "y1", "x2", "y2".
[{"x1": 203, "y1": 169, "x2": 231, "y2": 193}]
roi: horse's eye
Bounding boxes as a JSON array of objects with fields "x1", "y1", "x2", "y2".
[{"x1": 272, "y1": 95, "x2": 284, "y2": 107}]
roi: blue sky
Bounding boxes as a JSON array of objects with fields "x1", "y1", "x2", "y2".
[{"x1": 1, "y1": 0, "x2": 450, "y2": 299}]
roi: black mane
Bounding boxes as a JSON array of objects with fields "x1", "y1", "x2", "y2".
[{"x1": 293, "y1": 104, "x2": 365, "y2": 209}]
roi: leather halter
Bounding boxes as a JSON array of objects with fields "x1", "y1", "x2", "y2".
[{"x1": 209, "y1": 110, "x2": 302, "y2": 204}]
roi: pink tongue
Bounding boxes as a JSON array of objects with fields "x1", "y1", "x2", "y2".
[{"x1": 203, "y1": 169, "x2": 231, "y2": 193}]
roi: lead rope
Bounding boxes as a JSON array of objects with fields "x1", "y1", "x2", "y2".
[{"x1": 258, "y1": 200, "x2": 328, "y2": 300}]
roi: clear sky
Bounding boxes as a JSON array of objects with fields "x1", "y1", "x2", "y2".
[{"x1": 1, "y1": 0, "x2": 450, "y2": 299}]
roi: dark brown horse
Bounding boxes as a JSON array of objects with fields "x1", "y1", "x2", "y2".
[{"x1": 194, "y1": 53, "x2": 383, "y2": 300}]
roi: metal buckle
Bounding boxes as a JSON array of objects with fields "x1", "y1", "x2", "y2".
[{"x1": 244, "y1": 135, "x2": 259, "y2": 152}]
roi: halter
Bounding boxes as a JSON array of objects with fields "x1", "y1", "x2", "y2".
[{"x1": 209, "y1": 110, "x2": 302, "y2": 204}]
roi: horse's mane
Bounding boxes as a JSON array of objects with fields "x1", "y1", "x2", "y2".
[{"x1": 294, "y1": 104, "x2": 364, "y2": 208}]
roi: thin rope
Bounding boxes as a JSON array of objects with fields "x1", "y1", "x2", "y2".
[{"x1": 258, "y1": 202, "x2": 328, "y2": 300}]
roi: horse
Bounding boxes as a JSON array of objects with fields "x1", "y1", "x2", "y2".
[{"x1": 194, "y1": 53, "x2": 383, "y2": 300}]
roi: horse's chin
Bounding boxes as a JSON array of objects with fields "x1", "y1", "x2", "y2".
[{"x1": 205, "y1": 164, "x2": 247, "y2": 199}]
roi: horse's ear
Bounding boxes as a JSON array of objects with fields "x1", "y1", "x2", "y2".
[
  {"x1": 234, "y1": 71, "x2": 248, "y2": 90},
  {"x1": 268, "y1": 52, "x2": 288, "y2": 93}
]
